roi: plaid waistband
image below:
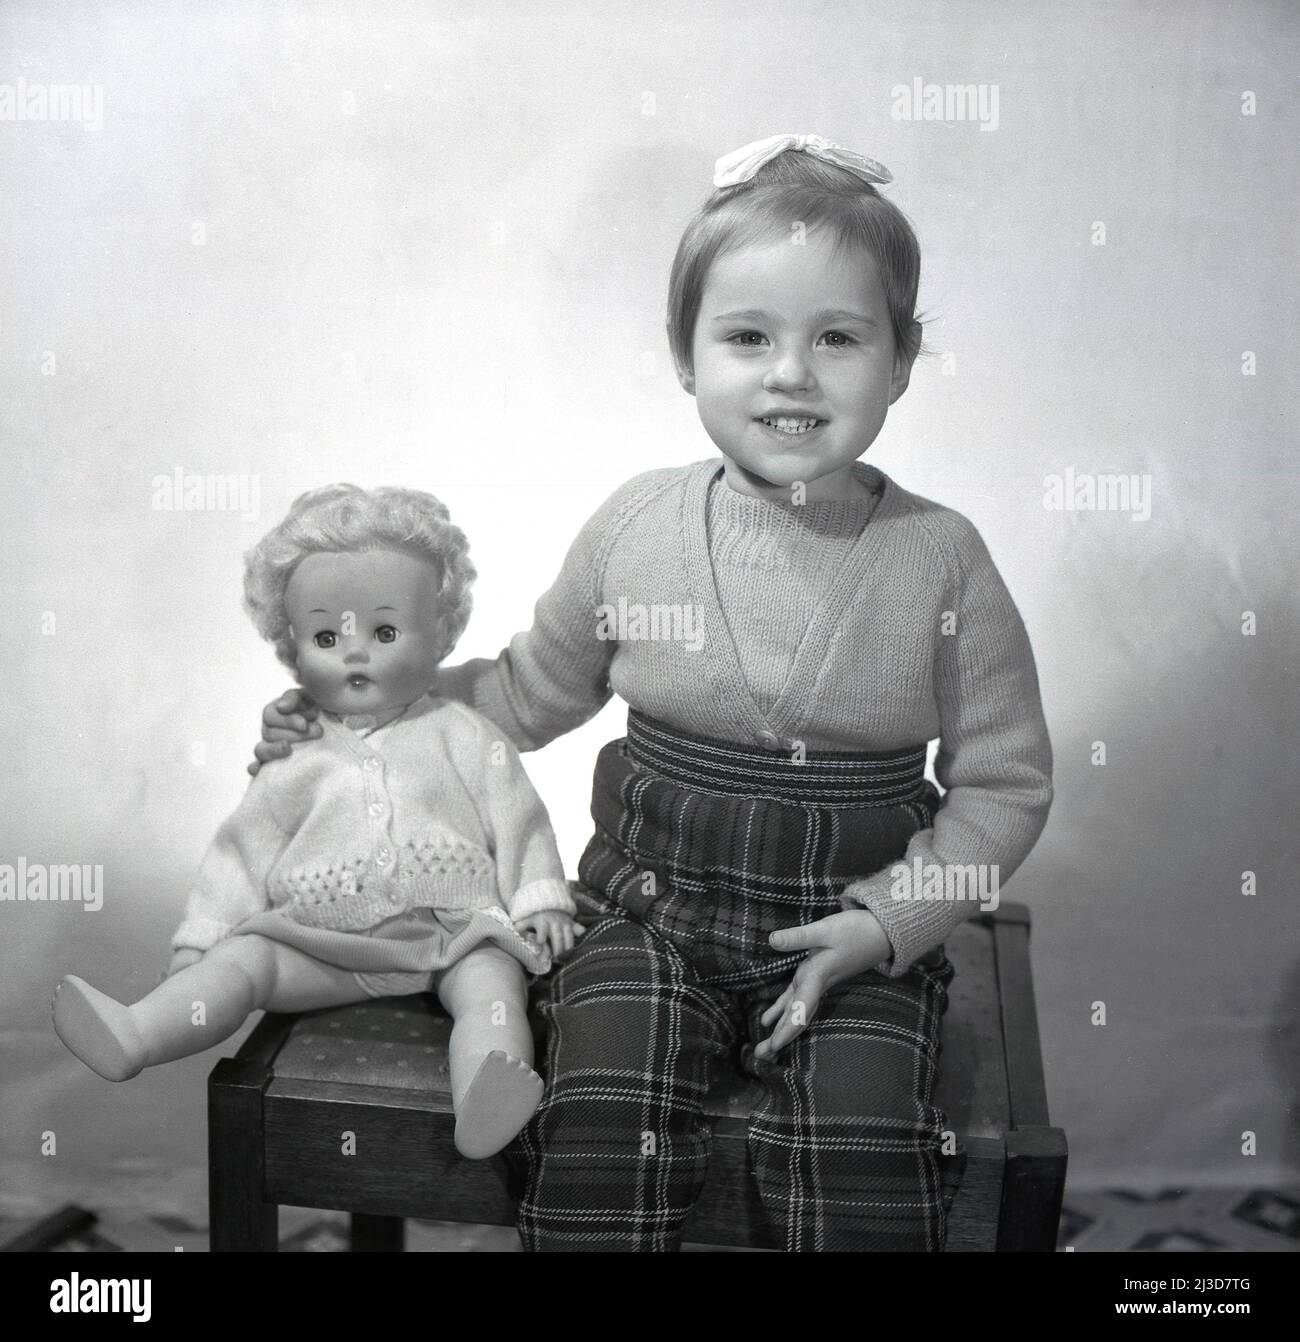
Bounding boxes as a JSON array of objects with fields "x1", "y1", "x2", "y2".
[{"x1": 624, "y1": 711, "x2": 928, "y2": 808}]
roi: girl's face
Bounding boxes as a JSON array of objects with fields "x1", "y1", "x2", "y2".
[
  {"x1": 285, "y1": 549, "x2": 445, "y2": 715},
  {"x1": 686, "y1": 231, "x2": 916, "y2": 502}
]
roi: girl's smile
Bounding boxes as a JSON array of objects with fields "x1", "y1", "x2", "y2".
[{"x1": 685, "y1": 232, "x2": 916, "y2": 503}]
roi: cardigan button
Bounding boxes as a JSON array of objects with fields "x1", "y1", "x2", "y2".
[
  {"x1": 368, "y1": 801, "x2": 385, "y2": 817},
  {"x1": 376, "y1": 847, "x2": 392, "y2": 865},
  {"x1": 363, "y1": 757, "x2": 379, "y2": 773},
  {"x1": 758, "y1": 729, "x2": 781, "y2": 749}
]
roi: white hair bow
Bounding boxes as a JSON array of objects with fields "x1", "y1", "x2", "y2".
[{"x1": 713, "y1": 133, "x2": 893, "y2": 189}]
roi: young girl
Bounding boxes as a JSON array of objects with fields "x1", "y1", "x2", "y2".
[
  {"x1": 256, "y1": 134, "x2": 1054, "y2": 1249},
  {"x1": 53, "y1": 484, "x2": 583, "y2": 1160}
]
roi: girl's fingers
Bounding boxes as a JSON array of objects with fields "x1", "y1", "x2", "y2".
[
  {"x1": 275, "y1": 688, "x2": 318, "y2": 717},
  {"x1": 759, "y1": 985, "x2": 793, "y2": 1029},
  {"x1": 768, "y1": 921, "x2": 831, "y2": 954},
  {"x1": 764, "y1": 978, "x2": 826, "y2": 1056}
]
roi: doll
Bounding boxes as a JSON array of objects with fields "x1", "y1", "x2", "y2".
[{"x1": 52, "y1": 483, "x2": 582, "y2": 1159}]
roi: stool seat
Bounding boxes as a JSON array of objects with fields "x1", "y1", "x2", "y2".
[{"x1": 209, "y1": 901, "x2": 1065, "y2": 1251}]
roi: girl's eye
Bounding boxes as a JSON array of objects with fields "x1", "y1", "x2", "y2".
[
  {"x1": 822, "y1": 330, "x2": 856, "y2": 348},
  {"x1": 375, "y1": 625, "x2": 399, "y2": 644},
  {"x1": 313, "y1": 631, "x2": 337, "y2": 649},
  {"x1": 728, "y1": 331, "x2": 767, "y2": 347}
]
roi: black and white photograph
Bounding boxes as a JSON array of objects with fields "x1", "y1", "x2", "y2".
[{"x1": 1, "y1": 0, "x2": 1295, "y2": 1309}]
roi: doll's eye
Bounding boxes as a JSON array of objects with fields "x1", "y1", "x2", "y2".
[
  {"x1": 375, "y1": 625, "x2": 399, "y2": 644},
  {"x1": 313, "y1": 631, "x2": 337, "y2": 649}
]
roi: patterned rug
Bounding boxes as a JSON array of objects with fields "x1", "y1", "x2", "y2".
[{"x1": 4, "y1": 1187, "x2": 1298, "y2": 1252}]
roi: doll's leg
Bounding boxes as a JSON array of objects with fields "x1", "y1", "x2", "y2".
[
  {"x1": 433, "y1": 944, "x2": 542, "y2": 1159},
  {"x1": 52, "y1": 936, "x2": 366, "y2": 1081}
]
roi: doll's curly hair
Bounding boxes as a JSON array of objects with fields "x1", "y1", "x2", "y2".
[{"x1": 243, "y1": 484, "x2": 475, "y2": 674}]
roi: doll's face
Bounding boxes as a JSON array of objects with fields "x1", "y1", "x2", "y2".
[{"x1": 285, "y1": 549, "x2": 446, "y2": 715}]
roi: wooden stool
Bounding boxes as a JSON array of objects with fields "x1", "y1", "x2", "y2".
[{"x1": 208, "y1": 900, "x2": 1065, "y2": 1251}]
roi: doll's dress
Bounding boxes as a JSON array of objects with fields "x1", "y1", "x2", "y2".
[{"x1": 224, "y1": 706, "x2": 554, "y2": 981}]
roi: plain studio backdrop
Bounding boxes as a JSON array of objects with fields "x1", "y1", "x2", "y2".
[{"x1": 1, "y1": 0, "x2": 1297, "y2": 1221}]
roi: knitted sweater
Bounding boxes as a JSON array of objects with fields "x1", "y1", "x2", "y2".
[
  {"x1": 171, "y1": 695, "x2": 574, "y2": 971},
  {"x1": 436, "y1": 457, "x2": 1054, "y2": 978}
]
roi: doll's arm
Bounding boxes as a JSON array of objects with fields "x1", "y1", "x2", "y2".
[
  {"x1": 171, "y1": 772, "x2": 292, "y2": 956},
  {"x1": 840, "y1": 525, "x2": 1054, "y2": 977},
  {"x1": 459, "y1": 709, "x2": 576, "y2": 922}
]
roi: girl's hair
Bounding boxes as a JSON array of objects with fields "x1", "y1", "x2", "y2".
[
  {"x1": 666, "y1": 150, "x2": 923, "y2": 381},
  {"x1": 243, "y1": 483, "x2": 475, "y2": 673}
]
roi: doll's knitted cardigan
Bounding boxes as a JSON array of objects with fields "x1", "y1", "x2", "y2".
[{"x1": 171, "y1": 696, "x2": 573, "y2": 969}]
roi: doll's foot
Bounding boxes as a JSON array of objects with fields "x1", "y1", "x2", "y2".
[
  {"x1": 454, "y1": 1051, "x2": 543, "y2": 1159},
  {"x1": 51, "y1": 976, "x2": 147, "y2": 1082}
]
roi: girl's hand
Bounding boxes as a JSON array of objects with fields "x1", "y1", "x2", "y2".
[
  {"x1": 515, "y1": 910, "x2": 585, "y2": 960},
  {"x1": 753, "y1": 910, "x2": 892, "y2": 1061},
  {"x1": 167, "y1": 947, "x2": 204, "y2": 978},
  {"x1": 248, "y1": 689, "x2": 322, "y2": 776}
]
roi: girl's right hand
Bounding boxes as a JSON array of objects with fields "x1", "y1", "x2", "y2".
[{"x1": 248, "y1": 688, "x2": 322, "y2": 776}]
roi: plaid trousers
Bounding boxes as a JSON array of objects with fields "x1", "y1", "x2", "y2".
[{"x1": 516, "y1": 713, "x2": 959, "y2": 1252}]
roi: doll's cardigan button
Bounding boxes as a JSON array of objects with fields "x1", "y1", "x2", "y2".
[
  {"x1": 758, "y1": 729, "x2": 781, "y2": 748},
  {"x1": 368, "y1": 801, "x2": 385, "y2": 816}
]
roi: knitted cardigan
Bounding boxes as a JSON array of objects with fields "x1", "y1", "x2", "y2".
[
  {"x1": 171, "y1": 695, "x2": 574, "y2": 968},
  {"x1": 436, "y1": 457, "x2": 1053, "y2": 978}
]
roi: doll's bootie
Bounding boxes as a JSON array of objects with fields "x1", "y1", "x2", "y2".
[
  {"x1": 453, "y1": 1051, "x2": 544, "y2": 1159},
  {"x1": 52, "y1": 976, "x2": 148, "y2": 1082}
]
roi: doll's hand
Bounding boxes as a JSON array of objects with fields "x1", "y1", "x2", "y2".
[
  {"x1": 752, "y1": 910, "x2": 892, "y2": 1061},
  {"x1": 515, "y1": 910, "x2": 585, "y2": 960},
  {"x1": 167, "y1": 947, "x2": 204, "y2": 978},
  {"x1": 248, "y1": 688, "x2": 322, "y2": 776}
]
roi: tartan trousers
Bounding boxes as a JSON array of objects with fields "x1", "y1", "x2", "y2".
[{"x1": 516, "y1": 713, "x2": 959, "y2": 1252}]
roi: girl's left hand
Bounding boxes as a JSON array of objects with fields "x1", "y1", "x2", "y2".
[
  {"x1": 515, "y1": 910, "x2": 585, "y2": 960},
  {"x1": 753, "y1": 910, "x2": 893, "y2": 1061}
]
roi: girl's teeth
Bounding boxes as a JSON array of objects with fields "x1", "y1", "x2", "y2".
[{"x1": 762, "y1": 417, "x2": 819, "y2": 434}]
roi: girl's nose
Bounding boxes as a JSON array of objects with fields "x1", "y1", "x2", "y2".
[{"x1": 763, "y1": 346, "x2": 814, "y2": 393}]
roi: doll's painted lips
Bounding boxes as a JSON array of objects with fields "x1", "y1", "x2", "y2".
[{"x1": 346, "y1": 674, "x2": 372, "y2": 688}]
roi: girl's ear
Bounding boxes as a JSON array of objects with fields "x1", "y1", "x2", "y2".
[{"x1": 888, "y1": 321, "x2": 923, "y2": 404}]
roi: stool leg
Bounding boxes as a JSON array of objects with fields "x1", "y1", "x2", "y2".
[
  {"x1": 350, "y1": 1214, "x2": 405, "y2": 1252},
  {"x1": 208, "y1": 1056, "x2": 278, "y2": 1251},
  {"x1": 997, "y1": 1126, "x2": 1069, "y2": 1251}
]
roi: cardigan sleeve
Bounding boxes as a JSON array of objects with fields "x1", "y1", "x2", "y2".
[
  {"x1": 171, "y1": 773, "x2": 293, "y2": 954},
  {"x1": 840, "y1": 522, "x2": 1054, "y2": 976},
  {"x1": 457, "y1": 709, "x2": 575, "y2": 920},
  {"x1": 431, "y1": 479, "x2": 656, "y2": 752}
]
